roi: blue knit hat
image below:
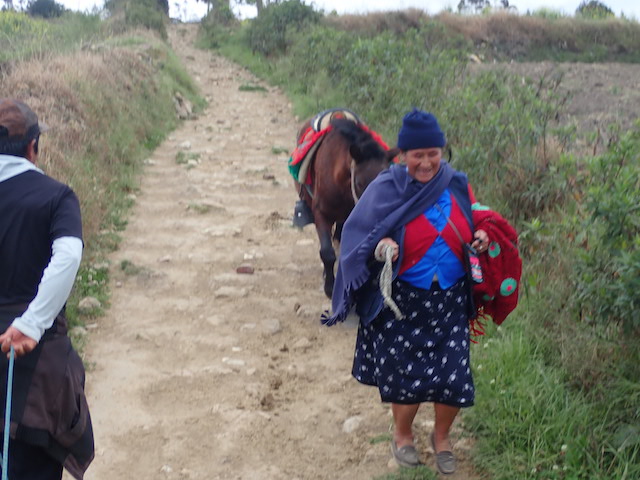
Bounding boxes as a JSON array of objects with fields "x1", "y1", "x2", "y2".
[{"x1": 397, "y1": 108, "x2": 446, "y2": 150}]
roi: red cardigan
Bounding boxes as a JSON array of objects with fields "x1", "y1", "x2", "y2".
[{"x1": 471, "y1": 209, "x2": 522, "y2": 326}]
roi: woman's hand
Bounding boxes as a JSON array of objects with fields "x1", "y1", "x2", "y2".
[
  {"x1": 375, "y1": 238, "x2": 399, "y2": 262},
  {"x1": 471, "y1": 229, "x2": 489, "y2": 253}
]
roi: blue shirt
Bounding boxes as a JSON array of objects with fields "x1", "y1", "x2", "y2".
[{"x1": 398, "y1": 189, "x2": 465, "y2": 290}]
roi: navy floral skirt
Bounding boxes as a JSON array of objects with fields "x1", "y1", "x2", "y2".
[{"x1": 352, "y1": 278, "x2": 475, "y2": 407}]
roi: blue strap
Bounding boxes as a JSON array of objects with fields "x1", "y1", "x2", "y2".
[{"x1": 1, "y1": 346, "x2": 14, "y2": 480}]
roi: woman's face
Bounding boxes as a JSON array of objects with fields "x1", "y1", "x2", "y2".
[{"x1": 404, "y1": 148, "x2": 442, "y2": 183}]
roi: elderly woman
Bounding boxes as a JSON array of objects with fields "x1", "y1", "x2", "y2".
[{"x1": 323, "y1": 108, "x2": 489, "y2": 474}]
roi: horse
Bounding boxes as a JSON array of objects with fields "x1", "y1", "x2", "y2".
[{"x1": 293, "y1": 116, "x2": 399, "y2": 298}]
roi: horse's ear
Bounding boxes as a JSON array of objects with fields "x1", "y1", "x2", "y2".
[
  {"x1": 349, "y1": 144, "x2": 363, "y2": 163},
  {"x1": 387, "y1": 147, "x2": 401, "y2": 163}
]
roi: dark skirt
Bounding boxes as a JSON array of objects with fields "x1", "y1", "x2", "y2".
[
  {"x1": 352, "y1": 278, "x2": 475, "y2": 407},
  {"x1": 0, "y1": 306, "x2": 94, "y2": 480}
]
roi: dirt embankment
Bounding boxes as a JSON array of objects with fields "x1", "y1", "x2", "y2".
[{"x1": 472, "y1": 61, "x2": 640, "y2": 148}]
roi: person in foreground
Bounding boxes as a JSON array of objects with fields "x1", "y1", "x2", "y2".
[
  {"x1": 323, "y1": 108, "x2": 489, "y2": 474},
  {"x1": 0, "y1": 99, "x2": 94, "y2": 479}
]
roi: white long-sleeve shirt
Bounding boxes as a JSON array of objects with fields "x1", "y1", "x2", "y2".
[
  {"x1": 12, "y1": 236, "x2": 83, "y2": 342},
  {"x1": 1, "y1": 154, "x2": 83, "y2": 342}
]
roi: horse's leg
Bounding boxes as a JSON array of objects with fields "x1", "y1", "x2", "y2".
[
  {"x1": 334, "y1": 221, "x2": 344, "y2": 243},
  {"x1": 314, "y1": 213, "x2": 336, "y2": 298}
]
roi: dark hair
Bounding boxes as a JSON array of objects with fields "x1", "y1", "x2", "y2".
[{"x1": 0, "y1": 126, "x2": 39, "y2": 157}]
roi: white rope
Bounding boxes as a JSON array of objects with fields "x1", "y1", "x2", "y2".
[{"x1": 378, "y1": 244, "x2": 404, "y2": 320}]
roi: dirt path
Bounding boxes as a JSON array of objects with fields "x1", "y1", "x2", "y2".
[{"x1": 80, "y1": 25, "x2": 477, "y2": 480}]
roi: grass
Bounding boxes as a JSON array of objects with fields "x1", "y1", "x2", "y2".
[
  {"x1": 120, "y1": 259, "x2": 145, "y2": 276},
  {"x1": 238, "y1": 83, "x2": 268, "y2": 92},
  {"x1": 326, "y1": 11, "x2": 640, "y2": 63},
  {"x1": 369, "y1": 433, "x2": 392, "y2": 445},
  {"x1": 271, "y1": 146, "x2": 289, "y2": 155},
  {"x1": 175, "y1": 151, "x2": 201, "y2": 165},
  {"x1": 375, "y1": 466, "x2": 438, "y2": 480},
  {"x1": 0, "y1": 10, "x2": 104, "y2": 63},
  {"x1": 465, "y1": 297, "x2": 640, "y2": 480},
  {"x1": 187, "y1": 203, "x2": 213, "y2": 214}
]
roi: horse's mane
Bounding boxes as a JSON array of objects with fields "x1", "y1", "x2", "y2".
[{"x1": 330, "y1": 118, "x2": 386, "y2": 164}]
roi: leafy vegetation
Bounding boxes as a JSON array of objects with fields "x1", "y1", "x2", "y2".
[
  {"x1": 326, "y1": 10, "x2": 640, "y2": 63},
  {"x1": 199, "y1": 5, "x2": 640, "y2": 479},
  {"x1": 246, "y1": 0, "x2": 321, "y2": 56},
  {"x1": 0, "y1": 9, "x2": 103, "y2": 63},
  {"x1": 575, "y1": 128, "x2": 640, "y2": 333},
  {"x1": 105, "y1": 0, "x2": 169, "y2": 39},
  {"x1": 576, "y1": 0, "x2": 615, "y2": 19}
]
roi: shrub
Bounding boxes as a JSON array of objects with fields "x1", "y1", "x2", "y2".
[
  {"x1": 201, "y1": 0, "x2": 236, "y2": 27},
  {"x1": 576, "y1": 0, "x2": 615, "y2": 19},
  {"x1": 105, "y1": 0, "x2": 168, "y2": 40},
  {"x1": 246, "y1": 0, "x2": 321, "y2": 56},
  {"x1": 26, "y1": 0, "x2": 65, "y2": 18},
  {"x1": 0, "y1": 10, "x2": 102, "y2": 63},
  {"x1": 575, "y1": 125, "x2": 640, "y2": 333},
  {"x1": 529, "y1": 8, "x2": 567, "y2": 19},
  {"x1": 124, "y1": 0, "x2": 167, "y2": 39}
]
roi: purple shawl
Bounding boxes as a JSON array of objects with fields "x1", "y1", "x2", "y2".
[{"x1": 323, "y1": 160, "x2": 455, "y2": 325}]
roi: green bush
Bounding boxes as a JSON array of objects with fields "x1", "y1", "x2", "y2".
[
  {"x1": 576, "y1": 0, "x2": 615, "y2": 19},
  {"x1": 124, "y1": 0, "x2": 167, "y2": 40},
  {"x1": 105, "y1": 0, "x2": 168, "y2": 40},
  {"x1": 575, "y1": 126, "x2": 640, "y2": 333},
  {"x1": 26, "y1": 0, "x2": 65, "y2": 18},
  {"x1": 246, "y1": 0, "x2": 321, "y2": 56},
  {"x1": 528, "y1": 8, "x2": 567, "y2": 19},
  {"x1": 0, "y1": 10, "x2": 102, "y2": 63},
  {"x1": 201, "y1": 0, "x2": 236, "y2": 27},
  {"x1": 442, "y1": 69, "x2": 568, "y2": 221}
]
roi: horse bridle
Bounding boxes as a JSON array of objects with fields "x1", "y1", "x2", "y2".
[{"x1": 299, "y1": 159, "x2": 360, "y2": 204}]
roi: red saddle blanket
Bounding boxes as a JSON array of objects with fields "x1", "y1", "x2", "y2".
[{"x1": 288, "y1": 124, "x2": 389, "y2": 185}]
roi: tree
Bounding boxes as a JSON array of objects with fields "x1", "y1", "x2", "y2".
[
  {"x1": 196, "y1": 0, "x2": 281, "y2": 17},
  {"x1": 197, "y1": 0, "x2": 237, "y2": 25},
  {"x1": 576, "y1": 0, "x2": 614, "y2": 19},
  {"x1": 26, "y1": 0, "x2": 65, "y2": 17},
  {"x1": 1, "y1": 0, "x2": 27, "y2": 10},
  {"x1": 457, "y1": 0, "x2": 510, "y2": 13},
  {"x1": 196, "y1": 0, "x2": 230, "y2": 14},
  {"x1": 457, "y1": 0, "x2": 489, "y2": 13},
  {"x1": 157, "y1": 0, "x2": 169, "y2": 15},
  {"x1": 241, "y1": 0, "x2": 280, "y2": 16}
]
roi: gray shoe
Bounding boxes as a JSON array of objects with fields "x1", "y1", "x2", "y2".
[
  {"x1": 431, "y1": 432, "x2": 456, "y2": 474},
  {"x1": 391, "y1": 440, "x2": 421, "y2": 468}
]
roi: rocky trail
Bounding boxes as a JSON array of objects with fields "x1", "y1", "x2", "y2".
[{"x1": 78, "y1": 25, "x2": 477, "y2": 480}]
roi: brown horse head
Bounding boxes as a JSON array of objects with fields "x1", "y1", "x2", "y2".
[{"x1": 331, "y1": 118, "x2": 399, "y2": 200}]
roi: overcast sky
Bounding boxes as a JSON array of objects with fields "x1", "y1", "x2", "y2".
[{"x1": 57, "y1": 0, "x2": 640, "y2": 21}]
